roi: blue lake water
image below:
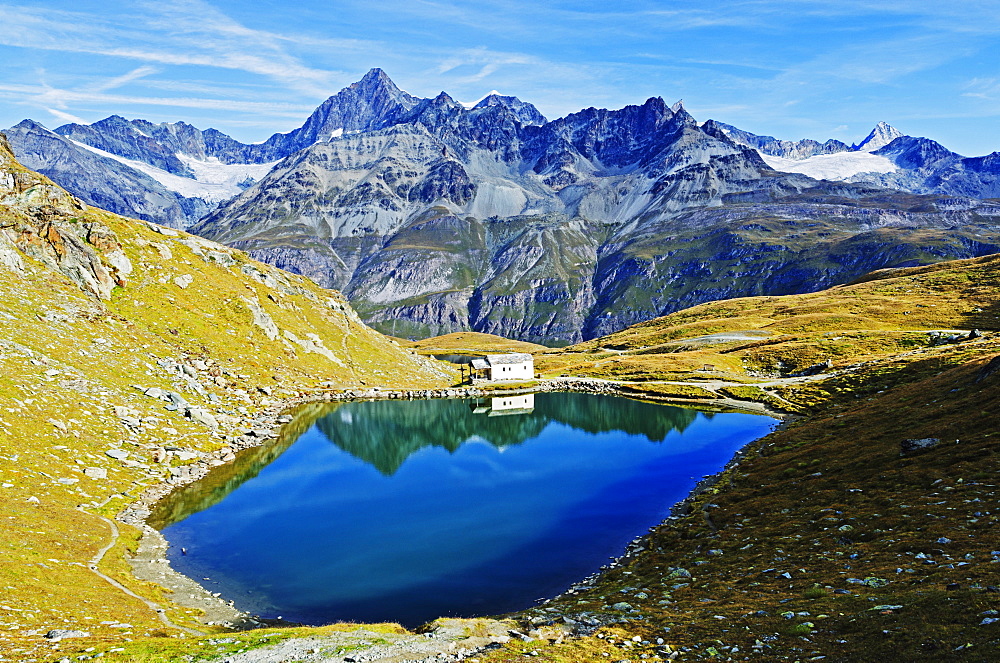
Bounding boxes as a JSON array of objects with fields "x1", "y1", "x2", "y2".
[{"x1": 154, "y1": 393, "x2": 773, "y2": 627}]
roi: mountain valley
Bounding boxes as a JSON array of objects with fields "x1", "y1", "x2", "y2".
[
  {"x1": 7, "y1": 69, "x2": 1000, "y2": 344},
  {"x1": 1, "y1": 118, "x2": 999, "y2": 661}
]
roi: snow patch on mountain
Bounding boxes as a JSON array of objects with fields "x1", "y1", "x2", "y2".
[
  {"x1": 71, "y1": 140, "x2": 276, "y2": 202},
  {"x1": 462, "y1": 90, "x2": 504, "y2": 109},
  {"x1": 760, "y1": 151, "x2": 898, "y2": 180}
]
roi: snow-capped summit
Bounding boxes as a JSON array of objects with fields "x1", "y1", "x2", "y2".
[
  {"x1": 855, "y1": 121, "x2": 904, "y2": 152},
  {"x1": 463, "y1": 90, "x2": 503, "y2": 107}
]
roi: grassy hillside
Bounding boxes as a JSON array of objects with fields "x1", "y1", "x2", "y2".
[
  {"x1": 402, "y1": 331, "x2": 550, "y2": 356},
  {"x1": 0, "y1": 135, "x2": 453, "y2": 659},
  {"x1": 539, "y1": 253, "x2": 1000, "y2": 390},
  {"x1": 470, "y1": 255, "x2": 1000, "y2": 661}
]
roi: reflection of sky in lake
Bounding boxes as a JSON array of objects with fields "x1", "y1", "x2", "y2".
[{"x1": 162, "y1": 393, "x2": 774, "y2": 627}]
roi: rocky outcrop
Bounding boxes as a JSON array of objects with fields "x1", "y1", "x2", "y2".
[{"x1": 0, "y1": 133, "x2": 132, "y2": 299}]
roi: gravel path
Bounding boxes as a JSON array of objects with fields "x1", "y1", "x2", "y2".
[{"x1": 80, "y1": 508, "x2": 205, "y2": 635}]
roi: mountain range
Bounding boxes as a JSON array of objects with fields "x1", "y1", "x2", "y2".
[
  {"x1": 6, "y1": 68, "x2": 1000, "y2": 343},
  {"x1": 712, "y1": 119, "x2": 1000, "y2": 198}
]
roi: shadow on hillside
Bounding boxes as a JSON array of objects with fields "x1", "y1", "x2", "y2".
[{"x1": 959, "y1": 298, "x2": 1000, "y2": 333}]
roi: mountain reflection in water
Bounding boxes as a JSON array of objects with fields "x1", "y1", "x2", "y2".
[
  {"x1": 151, "y1": 394, "x2": 701, "y2": 529},
  {"x1": 318, "y1": 393, "x2": 701, "y2": 475}
]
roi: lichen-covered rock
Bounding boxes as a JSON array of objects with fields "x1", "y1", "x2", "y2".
[{"x1": 0, "y1": 134, "x2": 130, "y2": 299}]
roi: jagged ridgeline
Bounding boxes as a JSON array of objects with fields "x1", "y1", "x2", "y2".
[{"x1": 8, "y1": 69, "x2": 1000, "y2": 343}]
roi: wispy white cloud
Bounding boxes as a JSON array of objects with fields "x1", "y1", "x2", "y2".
[
  {"x1": 963, "y1": 77, "x2": 1000, "y2": 100},
  {"x1": 436, "y1": 48, "x2": 535, "y2": 76},
  {"x1": 132, "y1": 0, "x2": 341, "y2": 96},
  {"x1": 0, "y1": 1, "x2": 339, "y2": 97},
  {"x1": 90, "y1": 66, "x2": 161, "y2": 93},
  {"x1": 721, "y1": 33, "x2": 969, "y2": 94},
  {"x1": 45, "y1": 107, "x2": 88, "y2": 125},
  {"x1": 0, "y1": 82, "x2": 316, "y2": 116}
]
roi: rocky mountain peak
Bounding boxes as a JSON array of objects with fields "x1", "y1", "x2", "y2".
[
  {"x1": 430, "y1": 91, "x2": 460, "y2": 107},
  {"x1": 295, "y1": 69, "x2": 421, "y2": 140},
  {"x1": 643, "y1": 96, "x2": 669, "y2": 114},
  {"x1": 473, "y1": 92, "x2": 509, "y2": 107},
  {"x1": 55, "y1": 115, "x2": 196, "y2": 177},
  {"x1": 473, "y1": 93, "x2": 547, "y2": 126},
  {"x1": 641, "y1": 97, "x2": 696, "y2": 136},
  {"x1": 13, "y1": 118, "x2": 52, "y2": 133},
  {"x1": 351, "y1": 67, "x2": 407, "y2": 99},
  {"x1": 855, "y1": 121, "x2": 904, "y2": 152},
  {"x1": 872, "y1": 135, "x2": 961, "y2": 169},
  {"x1": 360, "y1": 66, "x2": 391, "y2": 83},
  {"x1": 92, "y1": 114, "x2": 131, "y2": 128}
]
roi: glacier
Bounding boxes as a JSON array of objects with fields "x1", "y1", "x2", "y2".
[
  {"x1": 70, "y1": 140, "x2": 277, "y2": 203},
  {"x1": 760, "y1": 151, "x2": 898, "y2": 180}
]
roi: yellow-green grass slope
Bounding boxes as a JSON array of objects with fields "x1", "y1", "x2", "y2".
[
  {"x1": 0, "y1": 136, "x2": 452, "y2": 659},
  {"x1": 474, "y1": 256, "x2": 1000, "y2": 661},
  {"x1": 540, "y1": 254, "x2": 1000, "y2": 389}
]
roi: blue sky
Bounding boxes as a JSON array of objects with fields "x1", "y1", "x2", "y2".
[{"x1": 1, "y1": 0, "x2": 999, "y2": 155}]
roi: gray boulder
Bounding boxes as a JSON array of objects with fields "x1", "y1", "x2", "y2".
[
  {"x1": 900, "y1": 437, "x2": 940, "y2": 456},
  {"x1": 186, "y1": 407, "x2": 218, "y2": 428}
]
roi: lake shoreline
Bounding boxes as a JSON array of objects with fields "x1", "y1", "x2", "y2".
[{"x1": 119, "y1": 379, "x2": 789, "y2": 631}]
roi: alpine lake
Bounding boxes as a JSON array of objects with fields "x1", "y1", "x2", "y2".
[{"x1": 151, "y1": 392, "x2": 775, "y2": 628}]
